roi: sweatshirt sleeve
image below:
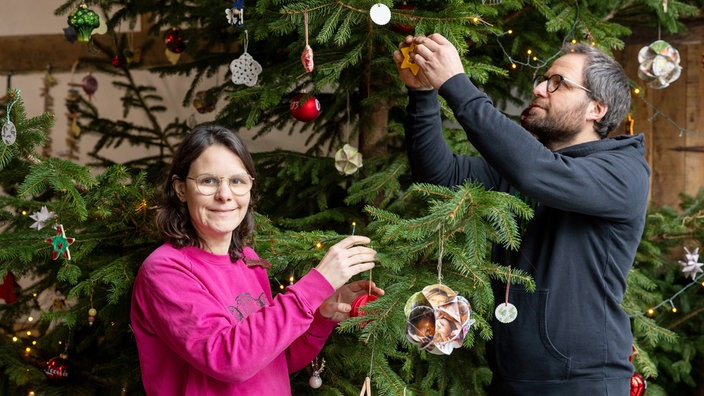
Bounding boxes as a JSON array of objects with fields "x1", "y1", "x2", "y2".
[{"x1": 131, "y1": 248, "x2": 337, "y2": 384}]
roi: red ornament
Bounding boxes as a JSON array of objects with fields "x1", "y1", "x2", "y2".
[
  {"x1": 351, "y1": 294, "x2": 378, "y2": 317},
  {"x1": 289, "y1": 94, "x2": 321, "y2": 122},
  {"x1": 44, "y1": 355, "x2": 69, "y2": 380},
  {"x1": 164, "y1": 28, "x2": 186, "y2": 54},
  {"x1": 391, "y1": 2, "x2": 415, "y2": 35},
  {"x1": 112, "y1": 54, "x2": 121, "y2": 68},
  {"x1": 630, "y1": 372, "x2": 646, "y2": 396}
]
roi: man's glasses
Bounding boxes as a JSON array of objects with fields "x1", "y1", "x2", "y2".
[
  {"x1": 186, "y1": 173, "x2": 254, "y2": 196},
  {"x1": 533, "y1": 74, "x2": 591, "y2": 94}
]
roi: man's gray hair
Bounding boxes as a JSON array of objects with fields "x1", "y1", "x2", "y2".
[{"x1": 562, "y1": 43, "x2": 631, "y2": 138}]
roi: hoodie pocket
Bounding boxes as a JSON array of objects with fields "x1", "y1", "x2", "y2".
[{"x1": 492, "y1": 288, "x2": 571, "y2": 381}]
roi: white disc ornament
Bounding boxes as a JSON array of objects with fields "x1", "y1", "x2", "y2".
[
  {"x1": 370, "y1": 3, "x2": 391, "y2": 25},
  {"x1": 494, "y1": 302, "x2": 518, "y2": 323},
  {"x1": 309, "y1": 371, "x2": 322, "y2": 388},
  {"x1": 2, "y1": 121, "x2": 17, "y2": 145}
]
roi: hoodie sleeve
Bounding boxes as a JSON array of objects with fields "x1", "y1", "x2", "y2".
[{"x1": 431, "y1": 74, "x2": 649, "y2": 220}]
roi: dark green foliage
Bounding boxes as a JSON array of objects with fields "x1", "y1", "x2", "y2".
[{"x1": 2, "y1": 0, "x2": 703, "y2": 394}]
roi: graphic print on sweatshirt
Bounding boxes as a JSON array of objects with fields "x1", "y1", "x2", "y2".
[{"x1": 228, "y1": 292, "x2": 267, "y2": 321}]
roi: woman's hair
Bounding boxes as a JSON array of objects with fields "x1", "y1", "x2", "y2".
[
  {"x1": 562, "y1": 43, "x2": 631, "y2": 138},
  {"x1": 155, "y1": 123, "x2": 257, "y2": 261}
]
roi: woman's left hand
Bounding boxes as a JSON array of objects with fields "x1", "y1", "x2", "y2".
[{"x1": 319, "y1": 280, "x2": 384, "y2": 322}]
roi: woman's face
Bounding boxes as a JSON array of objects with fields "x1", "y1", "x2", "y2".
[{"x1": 173, "y1": 144, "x2": 251, "y2": 253}]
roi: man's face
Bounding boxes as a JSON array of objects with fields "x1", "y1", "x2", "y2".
[{"x1": 521, "y1": 53, "x2": 593, "y2": 148}]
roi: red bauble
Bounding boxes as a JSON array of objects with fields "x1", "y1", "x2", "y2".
[
  {"x1": 164, "y1": 28, "x2": 186, "y2": 54},
  {"x1": 351, "y1": 294, "x2": 378, "y2": 317},
  {"x1": 290, "y1": 94, "x2": 321, "y2": 122},
  {"x1": 44, "y1": 355, "x2": 69, "y2": 380},
  {"x1": 630, "y1": 373, "x2": 646, "y2": 396},
  {"x1": 391, "y1": 2, "x2": 415, "y2": 35}
]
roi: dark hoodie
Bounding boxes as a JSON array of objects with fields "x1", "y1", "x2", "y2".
[{"x1": 404, "y1": 74, "x2": 650, "y2": 395}]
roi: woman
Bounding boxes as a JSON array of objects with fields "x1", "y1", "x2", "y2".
[{"x1": 131, "y1": 124, "x2": 383, "y2": 395}]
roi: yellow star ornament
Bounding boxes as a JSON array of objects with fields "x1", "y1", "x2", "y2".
[{"x1": 400, "y1": 44, "x2": 420, "y2": 75}]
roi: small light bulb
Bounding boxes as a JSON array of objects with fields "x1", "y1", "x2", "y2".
[
  {"x1": 527, "y1": 49, "x2": 532, "y2": 55},
  {"x1": 27, "y1": 316, "x2": 34, "y2": 322},
  {"x1": 511, "y1": 63, "x2": 517, "y2": 69},
  {"x1": 634, "y1": 88, "x2": 640, "y2": 94},
  {"x1": 32, "y1": 341, "x2": 37, "y2": 345},
  {"x1": 571, "y1": 39, "x2": 577, "y2": 44},
  {"x1": 279, "y1": 284, "x2": 284, "y2": 290},
  {"x1": 26, "y1": 331, "x2": 32, "y2": 336},
  {"x1": 25, "y1": 347, "x2": 31, "y2": 353},
  {"x1": 647, "y1": 308, "x2": 654, "y2": 315},
  {"x1": 12, "y1": 336, "x2": 18, "y2": 342},
  {"x1": 507, "y1": 29, "x2": 513, "y2": 35},
  {"x1": 315, "y1": 242, "x2": 322, "y2": 249}
]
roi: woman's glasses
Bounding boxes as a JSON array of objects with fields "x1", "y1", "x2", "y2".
[{"x1": 186, "y1": 173, "x2": 254, "y2": 196}]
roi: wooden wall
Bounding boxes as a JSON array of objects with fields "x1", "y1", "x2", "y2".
[{"x1": 620, "y1": 22, "x2": 704, "y2": 210}]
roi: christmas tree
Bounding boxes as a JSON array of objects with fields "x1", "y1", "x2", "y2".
[{"x1": 2, "y1": 0, "x2": 704, "y2": 395}]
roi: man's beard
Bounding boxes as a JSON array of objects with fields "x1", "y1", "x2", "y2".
[{"x1": 520, "y1": 101, "x2": 587, "y2": 148}]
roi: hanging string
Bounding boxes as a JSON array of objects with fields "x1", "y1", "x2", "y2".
[
  {"x1": 359, "y1": 346, "x2": 374, "y2": 396},
  {"x1": 437, "y1": 227, "x2": 444, "y2": 284},
  {"x1": 504, "y1": 266, "x2": 512, "y2": 306},
  {"x1": 5, "y1": 89, "x2": 19, "y2": 120}
]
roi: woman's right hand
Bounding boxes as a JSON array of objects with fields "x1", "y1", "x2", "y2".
[{"x1": 314, "y1": 235, "x2": 377, "y2": 290}]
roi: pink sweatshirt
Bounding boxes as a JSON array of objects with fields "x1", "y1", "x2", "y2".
[{"x1": 130, "y1": 243, "x2": 337, "y2": 395}]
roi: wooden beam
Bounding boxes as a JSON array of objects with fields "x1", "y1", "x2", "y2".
[{"x1": 0, "y1": 31, "x2": 169, "y2": 74}]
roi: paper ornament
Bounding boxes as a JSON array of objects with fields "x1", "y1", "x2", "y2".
[
  {"x1": 369, "y1": 3, "x2": 391, "y2": 25},
  {"x1": 29, "y1": 206, "x2": 57, "y2": 230},
  {"x1": 678, "y1": 246, "x2": 703, "y2": 280},
  {"x1": 1, "y1": 121, "x2": 16, "y2": 145},
  {"x1": 334, "y1": 144, "x2": 363, "y2": 175},
  {"x1": 404, "y1": 284, "x2": 474, "y2": 355},
  {"x1": 637, "y1": 40, "x2": 682, "y2": 89}
]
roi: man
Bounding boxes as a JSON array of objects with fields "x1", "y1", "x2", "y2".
[{"x1": 393, "y1": 34, "x2": 650, "y2": 395}]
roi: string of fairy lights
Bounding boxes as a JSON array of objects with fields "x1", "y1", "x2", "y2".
[{"x1": 3, "y1": 3, "x2": 703, "y2": 394}]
